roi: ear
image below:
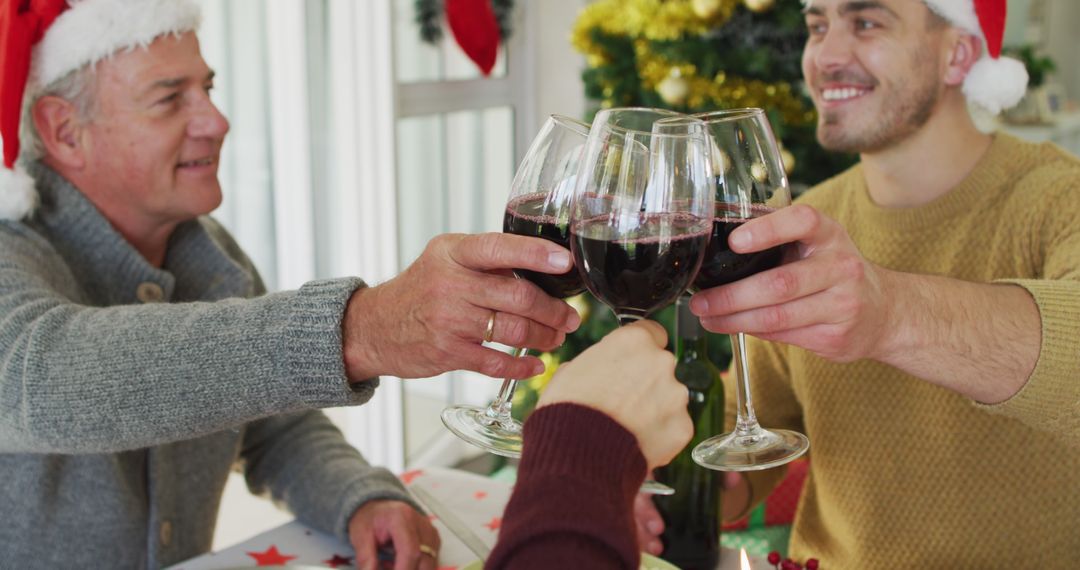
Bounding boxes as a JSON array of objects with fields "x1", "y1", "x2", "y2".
[
  {"x1": 31, "y1": 95, "x2": 87, "y2": 169},
  {"x1": 942, "y1": 32, "x2": 982, "y2": 87}
]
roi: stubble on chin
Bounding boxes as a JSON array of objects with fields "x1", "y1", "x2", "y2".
[
  {"x1": 811, "y1": 43, "x2": 941, "y2": 155},
  {"x1": 815, "y1": 113, "x2": 862, "y2": 154}
]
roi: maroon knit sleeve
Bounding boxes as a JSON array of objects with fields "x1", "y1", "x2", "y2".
[{"x1": 485, "y1": 403, "x2": 647, "y2": 569}]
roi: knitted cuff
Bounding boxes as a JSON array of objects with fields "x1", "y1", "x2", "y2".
[
  {"x1": 331, "y1": 467, "x2": 423, "y2": 544},
  {"x1": 283, "y1": 277, "x2": 377, "y2": 407},
  {"x1": 981, "y1": 279, "x2": 1080, "y2": 436}
]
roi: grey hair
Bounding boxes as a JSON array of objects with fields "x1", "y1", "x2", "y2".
[{"x1": 18, "y1": 64, "x2": 99, "y2": 163}]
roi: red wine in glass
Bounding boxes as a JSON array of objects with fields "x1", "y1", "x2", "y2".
[
  {"x1": 442, "y1": 114, "x2": 589, "y2": 459},
  {"x1": 503, "y1": 193, "x2": 585, "y2": 299},
  {"x1": 572, "y1": 212, "x2": 710, "y2": 323},
  {"x1": 655, "y1": 108, "x2": 809, "y2": 472},
  {"x1": 692, "y1": 203, "x2": 785, "y2": 291}
]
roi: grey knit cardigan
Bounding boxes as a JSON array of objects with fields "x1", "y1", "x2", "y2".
[{"x1": 0, "y1": 163, "x2": 417, "y2": 567}]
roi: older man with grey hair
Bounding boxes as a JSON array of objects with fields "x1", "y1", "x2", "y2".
[{"x1": 0, "y1": 0, "x2": 580, "y2": 567}]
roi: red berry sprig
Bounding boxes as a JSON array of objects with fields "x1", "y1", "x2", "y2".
[{"x1": 767, "y1": 551, "x2": 819, "y2": 570}]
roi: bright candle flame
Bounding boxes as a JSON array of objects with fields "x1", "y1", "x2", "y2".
[{"x1": 740, "y1": 548, "x2": 751, "y2": 570}]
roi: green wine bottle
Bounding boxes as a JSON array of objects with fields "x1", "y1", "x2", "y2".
[{"x1": 654, "y1": 296, "x2": 724, "y2": 569}]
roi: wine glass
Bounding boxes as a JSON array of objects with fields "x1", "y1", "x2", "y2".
[
  {"x1": 441, "y1": 114, "x2": 589, "y2": 457},
  {"x1": 570, "y1": 108, "x2": 714, "y2": 494},
  {"x1": 659, "y1": 108, "x2": 810, "y2": 471}
]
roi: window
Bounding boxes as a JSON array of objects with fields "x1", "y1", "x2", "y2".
[{"x1": 197, "y1": 0, "x2": 542, "y2": 473}]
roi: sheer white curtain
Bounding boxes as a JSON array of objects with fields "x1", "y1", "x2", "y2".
[
  {"x1": 195, "y1": 0, "x2": 403, "y2": 473},
  {"x1": 197, "y1": 0, "x2": 279, "y2": 287},
  {"x1": 194, "y1": 0, "x2": 566, "y2": 477}
]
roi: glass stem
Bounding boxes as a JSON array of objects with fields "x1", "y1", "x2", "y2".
[
  {"x1": 730, "y1": 332, "x2": 763, "y2": 441},
  {"x1": 480, "y1": 346, "x2": 530, "y2": 432}
]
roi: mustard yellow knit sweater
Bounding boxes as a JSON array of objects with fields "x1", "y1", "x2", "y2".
[{"x1": 733, "y1": 133, "x2": 1080, "y2": 568}]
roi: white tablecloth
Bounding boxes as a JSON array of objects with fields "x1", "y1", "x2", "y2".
[{"x1": 169, "y1": 466, "x2": 768, "y2": 569}]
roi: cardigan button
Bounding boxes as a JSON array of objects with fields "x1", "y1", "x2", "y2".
[
  {"x1": 159, "y1": 520, "x2": 173, "y2": 546},
  {"x1": 136, "y1": 282, "x2": 165, "y2": 303}
]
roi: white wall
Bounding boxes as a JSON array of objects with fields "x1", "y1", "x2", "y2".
[
  {"x1": 1045, "y1": 0, "x2": 1080, "y2": 101},
  {"x1": 532, "y1": 0, "x2": 588, "y2": 126},
  {"x1": 1009, "y1": 0, "x2": 1080, "y2": 102}
]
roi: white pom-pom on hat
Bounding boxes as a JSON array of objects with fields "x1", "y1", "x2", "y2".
[
  {"x1": 0, "y1": 166, "x2": 38, "y2": 220},
  {"x1": 962, "y1": 54, "x2": 1028, "y2": 115}
]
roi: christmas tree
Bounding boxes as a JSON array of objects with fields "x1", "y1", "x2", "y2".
[
  {"x1": 572, "y1": 0, "x2": 854, "y2": 189},
  {"x1": 514, "y1": 0, "x2": 857, "y2": 419}
]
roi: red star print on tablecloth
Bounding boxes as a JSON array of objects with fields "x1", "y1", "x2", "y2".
[
  {"x1": 473, "y1": 490, "x2": 487, "y2": 500},
  {"x1": 323, "y1": 553, "x2": 353, "y2": 568},
  {"x1": 484, "y1": 516, "x2": 501, "y2": 531},
  {"x1": 400, "y1": 469, "x2": 424, "y2": 484},
  {"x1": 246, "y1": 545, "x2": 297, "y2": 566}
]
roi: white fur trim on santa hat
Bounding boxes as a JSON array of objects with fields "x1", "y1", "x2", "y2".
[
  {"x1": 0, "y1": 166, "x2": 39, "y2": 220},
  {"x1": 801, "y1": 0, "x2": 984, "y2": 38},
  {"x1": 1, "y1": 0, "x2": 202, "y2": 220},
  {"x1": 921, "y1": 0, "x2": 982, "y2": 38},
  {"x1": 963, "y1": 54, "x2": 1028, "y2": 115},
  {"x1": 30, "y1": 0, "x2": 201, "y2": 89}
]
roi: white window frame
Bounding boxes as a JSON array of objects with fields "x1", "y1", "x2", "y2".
[{"x1": 327, "y1": 1, "x2": 539, "y2": 473}]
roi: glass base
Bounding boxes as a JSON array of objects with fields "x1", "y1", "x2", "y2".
[
  {"x1": 442, "y1": 405, "x2": 676, "y2": 495},
  {"x1": 691, "y1": 427, "x2": 809, "y2": 472},
  {"x1": 640, "y1": 479, "x2": 675, "y2": 496},
  {"x1": 441, "y1": 405, "x2": 524, "y2": 458}
]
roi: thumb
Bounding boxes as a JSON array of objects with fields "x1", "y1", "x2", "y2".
[{"x1": 621, "y1": 318, "x2": 668, "y2": 348}]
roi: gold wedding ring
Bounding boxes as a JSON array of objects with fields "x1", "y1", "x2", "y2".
[
  {"x1": 419, "y1": 543, "x2": 438, "y2": 558},
  {"x1": 483, "y1": 311, "x2": 497, "y2": 343}
]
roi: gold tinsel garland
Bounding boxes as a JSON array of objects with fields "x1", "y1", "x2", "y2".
[
  {"x1": 572, "y1": 0, "x2": 736, "y2": 50},
  {"x1": 572, "y1": 0, "x2": 814, "y2": 128}
]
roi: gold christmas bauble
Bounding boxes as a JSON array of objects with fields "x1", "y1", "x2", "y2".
[
  {"x1": 744, "y1": 0, "x2": 775, "y2": 13},
  {"x1": 781, "y1": 147, "x2": 796, "y2": 174},
  {"x1": 692, "y1": 0, "x2": 723, "y2": 19},
  {"x1": 709, "y1": 141, "x2": 731, "y2": 177},
  {"x1": 750, "y1": 162, "x2": 769, "y2": 183},
  {"x1": 657, "y1": 72, "x2": 690, "y2": 106}
]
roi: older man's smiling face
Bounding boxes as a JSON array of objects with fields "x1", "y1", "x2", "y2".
[{"x1": 79, "y1": 31, "x2": 230, "y2": 229}]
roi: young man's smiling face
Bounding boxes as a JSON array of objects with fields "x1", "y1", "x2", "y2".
[{"x1": 802, "y1": 0, "x2": 955, "y2": 154}]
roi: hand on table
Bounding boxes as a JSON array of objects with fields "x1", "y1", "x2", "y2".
[
  {"x1": 348, "y1": 499, "x2": 441, "y2": 570},
  {"x1": 691, "y1": 204, "x2": 893, "y2": 363},
  {"x1": 537, "y1": 319, "x2": 692, "y2": 470},
  {"x1": 343, "y1": 233, "x2": 581, "y2": 382}
]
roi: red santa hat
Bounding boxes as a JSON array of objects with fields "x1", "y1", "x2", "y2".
[
  {"x1": 0, "y1": 0, "x2": 201, "y2": 220},
  {"x1": 802, "y1": 0, "x2": 1028, "y2": 116},
  {"x1": 922, "y1": 0, "x2": 1028, "y2": 114}
]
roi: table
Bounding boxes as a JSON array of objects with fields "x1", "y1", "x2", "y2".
[{"x1": 169, "y1": 466, "x2": 770, "y2": 569}]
